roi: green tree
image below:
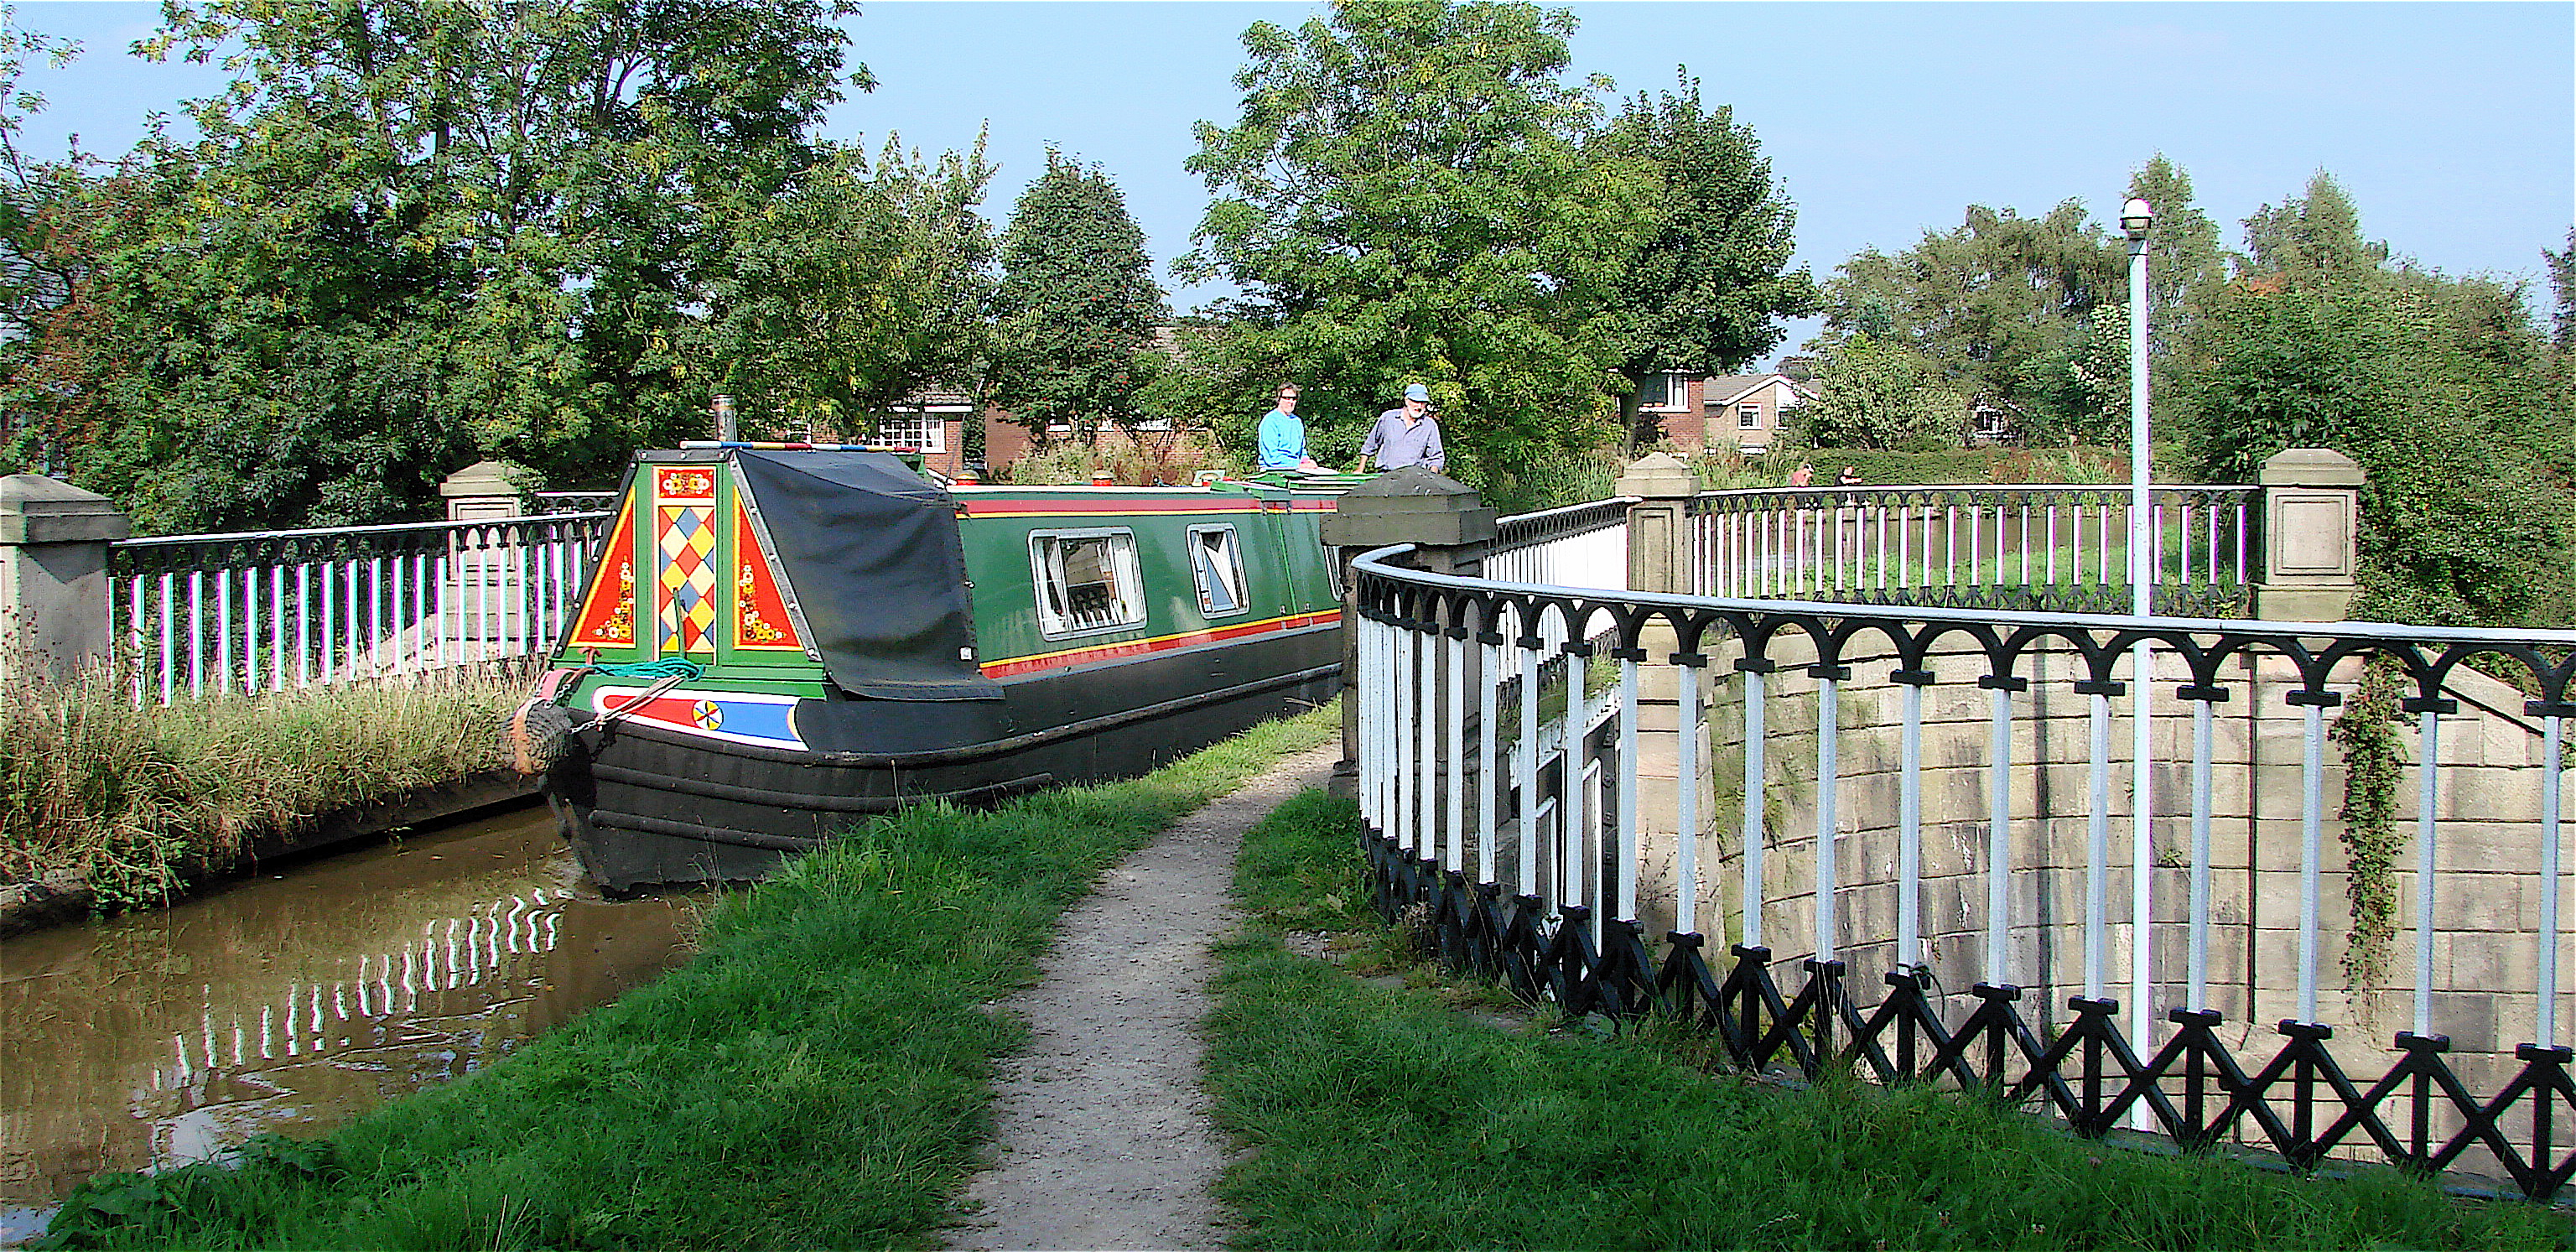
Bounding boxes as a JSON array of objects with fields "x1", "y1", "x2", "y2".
[
  {"x1": 2127, "y1": 153, "x2": 2231, "y2": 358},
  {"x1": 1596, "y1": 70, "x2": 1817, "y2": 451},
  {"x1": 2182, "y1": 174, "x2": 2573, "y2": 626},
  {"x1": 2012, "y1": 302, "x2": 2131, "y2": 444},
  {"x1": 1818, "y1": 198, "x2": 2122, "y2": 411},
  {"x1": 1181, "y1": 0, "x2": 1658, "y2": 491},
  {"x1": 696, "y1": 136, "x2": 997, "y2": 439},
  {"x1": 1792, "y1": 332, "x2": 1965, "y2": 451},
  {"x1": 2545, "y1": 226, "x2": 2574, "y2": 355},
  {"x1": 2240, "y1": 170, "x2": 2391, "y2": 293},
  {"x1": 3, "y1": 0, "x2": 911, "y2": 532},
  {"x1": 987, "y1": 150, "x2": 1169, "y2": 444}
]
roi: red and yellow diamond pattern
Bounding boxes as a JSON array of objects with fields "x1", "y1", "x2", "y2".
[{"x1": 656, "y1": 502, "x2": 719, "y2": 656}]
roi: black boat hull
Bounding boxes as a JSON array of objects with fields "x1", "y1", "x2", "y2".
[{"x1": 552, "y1": 630, "x2": 1342, "y2": 891}]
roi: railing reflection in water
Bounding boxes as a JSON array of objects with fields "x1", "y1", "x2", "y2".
[{"x1": 0, "y1": 808, "x2": 693, "y2": 1206}]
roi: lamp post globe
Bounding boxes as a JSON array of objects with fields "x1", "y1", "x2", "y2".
[{"x1": 2122, "y1": 197, "x2": 2156, "y2": 241}]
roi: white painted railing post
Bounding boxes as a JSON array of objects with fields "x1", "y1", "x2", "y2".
[
  {"x1": 1322, "y1": 468, "x2": 1498, "y2": 808},
  {"x1": 0, "y1": 475, "x2": 130, "y2": 687}
]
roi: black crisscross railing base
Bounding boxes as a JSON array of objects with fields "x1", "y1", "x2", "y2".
[{"x1": 1365, "y1": 832, "x2": 2576, "y2": 1202}]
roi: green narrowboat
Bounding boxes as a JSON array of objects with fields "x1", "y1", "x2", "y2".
[{"x1": 526, "y1": 445, "x2": 1349, "y2": 891}]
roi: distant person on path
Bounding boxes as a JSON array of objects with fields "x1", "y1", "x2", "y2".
[
  {"x1": 1838, "y1": 465, "x2": 1862, "y2": 487},
  {"x1": 1254, "y1": 384, "x2": 1322, "y2": 471},
  {"x1": 1355, "y1": 383, "x2": 1446, "y2": 472},
  {"x1": 1789, "y1": 461, "x2": 1814, "y2": 488}
]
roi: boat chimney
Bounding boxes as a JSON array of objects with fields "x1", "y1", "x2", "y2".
[
  {"x1": 1090, "y1": 468, "x2": 1115, "y2": 487},
  {"x1": 713, "y1": 394, "x2": 739, "y2": 442}
]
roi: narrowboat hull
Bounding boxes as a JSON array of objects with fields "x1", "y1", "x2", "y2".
[
  {"x1": 530, "y1": 446, "x2": 1352, "y2": 892},
  {"x1": 553, "y1": 654, "x2": 1339, "y2": 891},
  {"x1": 553, "y1": 623, "x2": 1342, "y2": 892}
]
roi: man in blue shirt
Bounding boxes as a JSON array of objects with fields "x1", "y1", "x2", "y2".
[
  {"x1": 1355, "y1": 382, "x2": 1446, "y2": 472},
  {"x1": 1254, "y1": 384, "x2": 1322, "y2": 472}
]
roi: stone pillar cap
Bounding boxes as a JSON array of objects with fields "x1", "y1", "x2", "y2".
[
  {"x1": 439, "y1": 460, "x2": 526, "y2": 498},
  {"x1": 1335, "y1": 465, "x2": 1483, "y2": 513},
  {"x1": 1321, "y1": 465, "x2": 1496, "y2": 548},
  {"x1": 2258, "y1": 447, "x2": 2363, "y2": 488},
  {"x1": 0, "y1": 474, "x2": 129, "y2": 543},
  {"x1": 1614, "y1": 451, "x2": 1701, "y2": 500}
]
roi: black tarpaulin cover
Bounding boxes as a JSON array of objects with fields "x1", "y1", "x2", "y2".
[{"x1": 732, "y1": 450, "x2": 1001, "y2": 703}]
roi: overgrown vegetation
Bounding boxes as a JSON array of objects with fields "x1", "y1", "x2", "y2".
[
  {"x1": 1704, "y1": 443, "x2": 2185, "y2": 490},
  {"x1": 1212, "y1": 791, "x2": 2571, "y2": 1250},
  {"x1": 34, "y1": 708, "x2": 1337, "y2": 1250},
  {"x1": 2328, "y1": 655, "x2": 2408, "y2": 995},
  {"x1": 1798, "y1": 161, "x2": 2576, "y2": 628},
  {"x1": 994, "y1": 435, "x2": 1242, "y2": 487},
  {"x1": 0, "y1": 669, "x2": 521, "y2": 912},
  {"x1": 1, "y1": 0, "x2": 994, "y2": 532}
]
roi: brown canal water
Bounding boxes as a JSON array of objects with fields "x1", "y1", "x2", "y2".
[{"x1": 0, "y1": 802, "x2": 698, "y2": 1242}]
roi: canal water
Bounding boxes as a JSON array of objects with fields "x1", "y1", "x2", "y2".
[{"x1": 0, "y1": 802, "x2": 698, "y2": 1242}]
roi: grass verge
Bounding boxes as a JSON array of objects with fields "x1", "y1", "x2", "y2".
[
  {"x1": 2, "y1": 669, "x2": 525, "y2": 912},
  {"x1": 34, "y1": 707, "x2": 1339, "y2": 1250},
  {"x1": 1211, "y1": 791, "x2": 2573, "y2": 1250}
]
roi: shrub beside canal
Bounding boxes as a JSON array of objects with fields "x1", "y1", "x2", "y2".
[
  {"x1": 34, "y1": 708, "x2": 1339, "y2": 1250},
  {"x1": 0, "y1": 671, "x2": 524, "y2": 915}
]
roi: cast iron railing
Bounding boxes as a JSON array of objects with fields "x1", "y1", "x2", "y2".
[
  {"x1": 1691, "y1": 484, "x2": 2259, "y2": 617},
  {"x1": 1353, "y1": 539, "x2": 2576, "y2": 1198},
  {"x1": 108, "y1": 512, "x2": 611, "y2": 703}
]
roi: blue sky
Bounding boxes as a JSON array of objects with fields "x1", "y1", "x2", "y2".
[{"x1": 12, "y1": 2, "x2": 2573, "y2": 361}]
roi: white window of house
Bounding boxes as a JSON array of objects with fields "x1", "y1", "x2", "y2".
[
  {"x1": 876, "y1": 409, "x2": 949, "y2": 453},
  {"x1": 1738, "y1": 402, "x2": 1763, "y2": 429},
  {"x1": 1031, "y1": 529, "x2": 1146, "y2": 636},
  {"x1": 1188, "y1": 525, "x2": 1249, "y2": 617},
  {"x1": 1130, "y1": 417, "x2": 1174, "y2": 433},
  {"x1": 1639, "y1": 372, "x2": 1689, "y2": 412}
]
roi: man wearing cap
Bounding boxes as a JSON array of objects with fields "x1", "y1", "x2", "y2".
[{"x1": 1354, "y1": 382, "x2": 1446, "y2": 473}]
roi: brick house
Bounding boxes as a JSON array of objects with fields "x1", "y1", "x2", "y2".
[{"x1": 1635, "y1": 371, "x2": 1816, "y2": 456}]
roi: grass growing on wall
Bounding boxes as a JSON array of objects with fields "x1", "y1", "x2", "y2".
[
  {"x1": 1209, "y1": 791, "x2": 2573, "y2": 1251},
  {"x1": 0, "y1": 670, "x2": 525, "y2": 912},
  {"x1": 34, "y1": 708, "x2": 1339, "y2": 1251}
]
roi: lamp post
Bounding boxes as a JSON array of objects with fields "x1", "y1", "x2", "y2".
[
  {"x1": 2122, "y1": 197, "x2": 2153, "y2": 616},
  {"x1": 2120, "y1": 195, "x2": 2156, "y2": 1097}
]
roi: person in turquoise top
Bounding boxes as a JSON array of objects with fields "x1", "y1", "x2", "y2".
[{"x1": 1254, "y1": 384, "x2": 1322, "y2": 471}]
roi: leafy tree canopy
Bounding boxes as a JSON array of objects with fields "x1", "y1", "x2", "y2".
[
  {"x1": 1815, "y1": 155, "x2": 2232, "y2": 443},
  {"x1": 2181, "y1": 176, "x2": 2573, "y2": 626},
  {"x1": 1595, "y1": 69, "x2": 1817, "y2": 449},
  {"x1": 2238, "y1": 170, "x2": 2391, "y2": 294},
  {"x1": 1181, "y1": 0, "x2": 1660, "y2": 491},
  {"x1": 987, "y1": 149, "x2": 1169, "y2": 441},
  {"x1": 1, "y1": 0, "x2": 995, "y2": 533},
  {"x1": 1791, "y1": 332, "x2": 1965, "y2": 452},
  {"x1": 697, "y1": 135, "x2": 996, "y2": 441}
]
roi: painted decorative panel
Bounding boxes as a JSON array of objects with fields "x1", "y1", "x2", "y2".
[
  {"x1": 730, "y1": 496, "x2": 803, "y2": 652},
  {"x1": 653, "y1": 467, "x2": 719, "y2": 657},
  {"x1": 564, "y1": 496, "x2": 641, "y2": 650}
]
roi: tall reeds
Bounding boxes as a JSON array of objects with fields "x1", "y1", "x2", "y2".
[{"x1": 0, "y1": 668, "x2": 522, "y2": 911}]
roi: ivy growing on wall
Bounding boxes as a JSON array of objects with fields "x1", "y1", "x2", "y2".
[{"x1": 2327, "y1": 655, "x2": 2407, "y2": 992}]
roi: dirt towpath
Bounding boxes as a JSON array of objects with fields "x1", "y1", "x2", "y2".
[{"x1": 946, "y1": 744, "x2": 1337, "y2": 1252}]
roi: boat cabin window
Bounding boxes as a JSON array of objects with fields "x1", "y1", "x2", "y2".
[
  {"x1": 1031, "y1": 529, "x2": 1146, "y2": 636},
  {"x1": 1188, "y1": 525, "x2": 1249, "y2": 618}
]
